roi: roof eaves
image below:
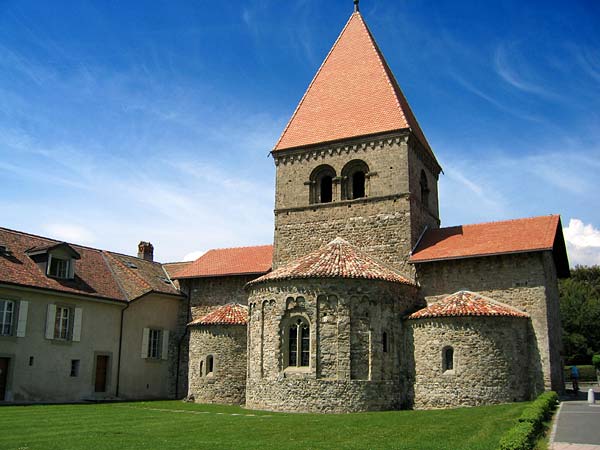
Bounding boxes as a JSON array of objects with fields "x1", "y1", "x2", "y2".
[
  {"x1": 409, "y1": 247, "x2": 555, "y2": 264},
  {"x1": 0, "y1": 280, "x2": 126, "y2": 304},
  {"x1": 174, "y1": 270, "x2": 269, "y2": 280}
]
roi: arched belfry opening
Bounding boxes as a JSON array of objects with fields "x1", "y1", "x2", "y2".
[
  {"x1": 342, "y1": 160, "x2": 369, "y2": 200},
  {"x1": 310, "y1": 165, "x2": 336, "y2": 204}
]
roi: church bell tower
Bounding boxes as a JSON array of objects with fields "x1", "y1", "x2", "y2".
[{"x1": 271, "y1": 7, "x2": 442, "y2": 278}]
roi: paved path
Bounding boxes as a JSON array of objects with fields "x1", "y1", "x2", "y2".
[{"x1": 551, "y1": 388, "x2": 600, "y2": 450}]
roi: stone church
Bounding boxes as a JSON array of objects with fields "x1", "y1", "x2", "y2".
[
  {"x1": 0, "y1": 5, "x2": 569, "y2": 410},
  {"x1": 174, "y1": 7, "x2": 570, "y2": 413}
]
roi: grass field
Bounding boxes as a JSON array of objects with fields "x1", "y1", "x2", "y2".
[{"x1": 1, "y1": 400, "x2": 529, "y2": 450}]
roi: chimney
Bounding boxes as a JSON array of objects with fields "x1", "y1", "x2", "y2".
[{"x1": 137, "y1": 241, "x2": 154, "y2": 262}]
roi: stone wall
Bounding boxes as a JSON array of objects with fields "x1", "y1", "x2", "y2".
[
  {"x1": 245, "y1": 278, "x2": 418, "y2": 413},
  {"x1": 176, "y1": 274, "x2": 257, "y2": 399},
  {"x1": 188, "y1": 324, "x2": 247, "y2": 405},
  {"x1": 415, "y1": 250, "x2": 562, "y2": 393},
  {"x1": 407, "y1": 316, "x2": 530, "y2": 409},
  {"x1": 272, "y1": 131, "x2": 441, "y2": 276}
]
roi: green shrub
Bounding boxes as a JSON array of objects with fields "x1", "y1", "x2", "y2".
[
  {"x1": 564, "y1": 365, "x2": 597, "y2": 381},
  {"x1": 498, "y1": 421, "x2": 536, "y2": 450},
  {"x1": 498, "y1": 391, "x2": 558, "y2": 450},
  {"x1": 593, "y1": 355, "x2": 600, "y2": 371}
]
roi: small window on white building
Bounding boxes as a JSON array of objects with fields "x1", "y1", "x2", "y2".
[
  {"x1": 148, "y1": 329, "x2": 162, "y2": 359},
  {"x1": 0, "y1": 300, "x2": 14, "y2": 336},
  {"x1": 70, "y1": 359, "x2": 80, "y2": 377},
  {"x1": 141, "y1": 328, "x2": 169, "y2": 360},
  {"x1": 54, "y1": 306, "x2": 70, "y2": 340}
]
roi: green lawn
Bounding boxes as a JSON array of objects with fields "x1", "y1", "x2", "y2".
[{"x1": 1, "y1": 400, "x2": 529, "y2": 450}]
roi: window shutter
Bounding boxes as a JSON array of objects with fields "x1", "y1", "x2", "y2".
[
  {"x1": 16, "y1": 300, "x2": 29, "y2": 337},
  {"x1": 68, "y1": 260, "x2": 75, "y2": 279},
  {"x1": 45, "y1": 304, "x2": 56, "y2": 339},
  {"x1": 72, "y1": 308, "x2": 83, "y2": 342},
  {"x1": 141, "y1": 327, "x2": 149, "y2": 358},
  {"x1": 161, "y1": 330, "x2": 169, "y2": 360}
]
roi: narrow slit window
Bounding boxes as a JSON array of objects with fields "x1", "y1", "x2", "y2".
[
  {"x1": 443, "y1": 347, "x2": 454, "y2": 372},
  {"x1": 382, "y1": 332, "x2": 388, "y2": 353},
  {"x1": 206, "y1": 355, "x2": 214, "y2": 375}
]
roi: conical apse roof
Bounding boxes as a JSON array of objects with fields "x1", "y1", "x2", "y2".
[{"x1": 247, "y1": 237, "x2": 414, "y2": 287}]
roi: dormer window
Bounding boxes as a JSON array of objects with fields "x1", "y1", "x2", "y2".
[
  {"x1": 26, "y1": 242, "x2": 81, "y2": 280},
  {"x1": 48, "y1": 256, "x2": 71, "y2": 279}
]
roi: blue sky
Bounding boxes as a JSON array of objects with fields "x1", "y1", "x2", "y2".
[{"x1": 1, "y1": 0, "x2": 599, "y2": 265}]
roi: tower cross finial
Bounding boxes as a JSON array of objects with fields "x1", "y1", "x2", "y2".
[{"x1": 354, "y1": 0, "x2": 359, "y2": 13}]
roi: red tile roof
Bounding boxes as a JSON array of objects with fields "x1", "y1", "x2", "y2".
[
  {"x1": 0, "y1": 227, "x2": 181, "y2": 302},
  {"x1": 273, "y1": 12, "x2": 438, "y2": 168},
  {"x1": 173, "y1": 245, "x2": 273, "y2": 279},
  {"x1": 410, "y1": 215, "x2": 563, "y2": 263},
  {"x1": 407, "y1": 291, "x2": 529, "y2": 320},
  {"x1": 188, "y1": 303, "x2": 248, "y2": 326},
  {"x1": 247, "y1": 237, "x2": 414, "y2": 287}
]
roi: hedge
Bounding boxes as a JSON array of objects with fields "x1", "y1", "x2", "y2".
[
  {"x1": 593, "y1": 355, "x2": 600, "y2": 371},
  {"x1": 564, "y1": 365, "x2": 597, "y2": 381},
  {"x1": 498, "y1": 391, "x2": 559, "y2": 450}
]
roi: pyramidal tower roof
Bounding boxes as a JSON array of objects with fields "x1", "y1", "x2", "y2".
[{"x1": 274, "y1": 10, "x2": 435, "y2": 163}]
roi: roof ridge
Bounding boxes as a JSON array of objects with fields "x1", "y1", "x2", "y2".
[
  {"x1": 439, "y1": 214, "x2": 560, "y2": 230},
  {"x1": 0, "y1": 226, "x2": 169, "y2": 264},
  {"x1": 197, "y1": 244, "x2": 273, "y2": 256},
  {"x1": 272, "y1": 12, "x2": 357, "y2": 151}
]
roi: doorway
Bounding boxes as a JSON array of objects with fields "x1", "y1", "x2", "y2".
[
  {"x1": 0, "y1": 358, "x2": 9, "y2": 401},
  {"x1": 94, "y1": 355, "x2": 109, "y2": 393}
]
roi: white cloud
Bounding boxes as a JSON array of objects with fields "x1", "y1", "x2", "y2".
[
  {"x1": 183, "y1": 250, "x2": 205, "y2": 262},
  {"x1": 42, "y1": 223, "x2": 96, "y2": 245},
  {"x1": 563, "y1": 218, "x2": 600, "y2": 267}
]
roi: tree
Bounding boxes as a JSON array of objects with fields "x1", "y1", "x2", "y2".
[{"x1": 559, "y1": 266, "x2": 600, "y2": 365}]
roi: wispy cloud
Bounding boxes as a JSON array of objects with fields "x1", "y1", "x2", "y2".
[{"x1": 493, "y1": 43, "x2": 563, "y2": 101}]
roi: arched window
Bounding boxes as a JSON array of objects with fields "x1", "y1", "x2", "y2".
[
  {"x1": 320, "y1": 175, "x2": 333, "y2": 203},
  {"x1": 382, "y1": 331, "x2": 388, "y2": 353},
  {"x1": 443, "y1": 347, "x2": 454, "y2": 372},
  {"x1": 420, "y1": 170, "x2": 430, "y2": 208},
  {"x1": 341, "y1": 160, "x2": 369, "y2": 200},
  {"x1": 287, "y1": 317, "x2": 310, "y2": 368},
  {"x1": 309, "y1": 165, "x2": 336, "y2": 204},
  {"x1": 206, "y1": 355, "x2": 214, "y2": 375}
]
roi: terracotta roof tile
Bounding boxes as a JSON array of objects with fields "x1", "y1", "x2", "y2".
[
  {"x1": 247, "y1": 237, "x2": 414, "y2": 287},
  {"x1": 173, "y1": 245, "x2": 272, "y2": 279},
  {"x1": 273, "y1": 12, "x2": 438, "y2": 169},
  {"x1": 407, "y1": 291, "x2": 529, "y2": 319},
  {"x1": 163, "y1": 261, "x2": 190, "y2": 278},
  {"x1": 188, "y1": 303, "x2": 248, "y2": 326},
  {"x1": 410, "y1": 215, "x2": 562, "y2": 263},
  {"x1": 0, "y1": 227, "x2": 181, "y2": 302}
]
